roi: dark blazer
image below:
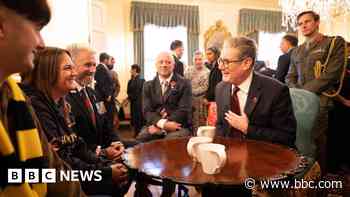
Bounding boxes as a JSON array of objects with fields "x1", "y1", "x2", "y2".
[
  {"x1": 205, "y1": 61, "x2": 222, "y2": 102},
  {"x1": 173, "y1": 55, "x2": 184, "y2": 76},
  {"x1": 143, "y1": 73, "x2": 192, "y2": 128},
  {"x1": 127, "y1": 75, "x2": 145, "y2": 131},
  {"x1": 215, "y1": 72, "x2": 296, "y2": 147},
  {"x1": 22, "y1": 87, "x2": 113, "y2": 188},
  {"x1": 275, "y1": 50, "x2": 293, "y2": 83},
  {"x1": 95, "y1": 64, "x2": 115, "y2": 102},
  {"x1": 127, "y1": 75, "x2": 145, "y2": 102},
  {"x1": 66, "y1": 87, "x2": 120, "y2": 151}
]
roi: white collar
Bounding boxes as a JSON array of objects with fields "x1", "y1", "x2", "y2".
[
  {"x1": 232, "y1": 71, "x2": 253, "y2": 95},
  {"x1": 172, "y1": 52, "x2": 178, "y2": 59},
  {"x1": 100, "y1": 63, "x2": 108, "y2": 70},
  {"x1": 70, "y1": 80, "x2": 84, "y2": 93},
  {"x1": 158, "y1": 73, "x2": 174, "y2": 84}
]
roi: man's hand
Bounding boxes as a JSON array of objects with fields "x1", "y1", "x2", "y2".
[
  {"x1": 49, "y1": 138, "x2": 60, "y2": 152},
  {"x1": 111, "y1": 141, "x2": 124, "y2": 150},
  {"x1": 160, "y1": 108, "x2": 168, "y2": 118},
  {"x1": 105, "y1": 146, "x2": 123, "y2": 161},
  {"x1": 110, "y1": 163, "x2": 128, "y2": 185},
  {"x1": 224, "y1": 110, "x2": 249, "y2": 134},
  {"x1": 148, "y1": 125, "x2": 162, "y2": 134},
  {"x1": 163, "y1": 121, "x2": 182, "y2": 132},
  {"x1": 342, "y1": 99, "x2": 350, "y2": 107}
]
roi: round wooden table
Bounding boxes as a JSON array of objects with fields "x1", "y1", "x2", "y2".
[{"x1": 124, "y1": 137, "x2": 305, "y2": 186}]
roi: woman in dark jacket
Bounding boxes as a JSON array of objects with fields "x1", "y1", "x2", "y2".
[
  {"x1": 22, "y1": 47, "x2": 129, "y2": 197},
  {"x1": 205, "y1": 47, "x2": 222, "y2": 102},
  {"x1": 204, "y1": 47, "x2": 222, "y2": 125}
]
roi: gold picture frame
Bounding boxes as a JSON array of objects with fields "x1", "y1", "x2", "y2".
[{"x1": 204, "y1": 20, "x2": 232, "y2": 50}]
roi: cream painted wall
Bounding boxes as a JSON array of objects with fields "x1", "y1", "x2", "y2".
[
  {"x1": 320, "y1": 14, "x2": 350, "y2": 41},
  {"x1": 103, "y1": 0, "x2": 280, "y2": 100},
  {"x1": 42, "y1": 0, "x2": 90, "y2": 48},
  {"x1": 41, "y1": 0, "x2": 349, "y2": 100},
  {"x1": 104, "y1": 0, "x2": 132, "y2": 100}
]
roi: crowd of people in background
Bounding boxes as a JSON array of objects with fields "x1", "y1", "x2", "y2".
[{"x1": 1, "y1": 0, "x2": 349, "y2": 196}]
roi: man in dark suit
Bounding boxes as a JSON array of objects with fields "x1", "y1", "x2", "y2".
[
  {"x1": 216, "y1": 36, "x2": 296, "y2": 148},
  {"x1": 126, "y1": 64, "x2": 145, "y2": 136},
  {"x1": 66, "y1": 44, "x2": 124, "y2": 161},
  {"x1": 136, "y1": 51, "x2": 192, "y2": 142},
  {"x1": 170, "y1": 40, "x2": 184, "y2": 76},
  {"x1": 275, "y1": 34, "x2": 298, "y2": 83},
  {"x1": 95, "y1": 52, "x2": 116, "y2": 130}
]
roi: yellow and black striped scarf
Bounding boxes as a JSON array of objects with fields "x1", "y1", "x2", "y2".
[{"x1": 0, "y1": 77, "x2": 47, "y2": 197}]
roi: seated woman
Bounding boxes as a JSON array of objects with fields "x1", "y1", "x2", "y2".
[{"x1": 21, "y1": 47, "x2": 130, "y2": 197}]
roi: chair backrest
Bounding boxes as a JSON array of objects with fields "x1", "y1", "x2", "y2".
[{"x1": 289, "y1": 88, "x2": 320, "y2": 158}]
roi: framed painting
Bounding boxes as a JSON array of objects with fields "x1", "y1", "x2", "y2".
[{"x1": 204, "y1": 20, "x2": 232, "y2": 50}]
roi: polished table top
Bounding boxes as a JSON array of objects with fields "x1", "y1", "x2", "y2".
[{"x1": 124, "y1": 137, "x2": 303, "y2": 186}]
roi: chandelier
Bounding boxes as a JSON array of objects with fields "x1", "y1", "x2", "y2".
[{"x1": 279, "y1": 0, "x2": 350, "y2": 30}]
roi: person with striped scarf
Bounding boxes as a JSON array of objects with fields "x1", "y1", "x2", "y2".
[{"x1": 0, "y1": 1, "x2": 85, "y2": 196}]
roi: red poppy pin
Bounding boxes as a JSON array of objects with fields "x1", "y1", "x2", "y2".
[{"x1": 252, "y1": 96, "x2": 257, "y2": 104}]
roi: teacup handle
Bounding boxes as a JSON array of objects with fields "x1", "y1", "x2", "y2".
[
  {"x1": 207, "y1": 150, "x2": 226, "y2": 171},
  {"x1": 197, "y1": 128, "x2": 204, "y2": 136},
  {"x1": 217, "y1": 149, "x2": 227, "y2": 168}
]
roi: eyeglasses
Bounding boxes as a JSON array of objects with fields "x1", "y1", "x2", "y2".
[
  {"x1": 157, "y1": 60, "x2": 172, "y2": 65},
  {"x1": 218, "y1": 57, "x2": 245, "y2": 68}
]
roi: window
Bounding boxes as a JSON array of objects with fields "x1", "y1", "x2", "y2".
[
  {"x1": 257, "y1": 32, "x2": 285, "y2": 70},
  {"x1": 144, "y1": 24, "x2": 188, "y2": 81}
]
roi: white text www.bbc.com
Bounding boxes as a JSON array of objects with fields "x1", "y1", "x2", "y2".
[{"x1": 244, "y1": 178, "x2": 343, "y2": 190}]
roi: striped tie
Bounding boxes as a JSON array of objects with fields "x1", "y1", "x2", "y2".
[{"x1": 82, "y1": 88, "x2": 96, "y2": 127}]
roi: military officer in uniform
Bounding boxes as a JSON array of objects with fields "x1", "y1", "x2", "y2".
[{"x1": 286, "y1": 11, "x2": 347, "y2": 173}]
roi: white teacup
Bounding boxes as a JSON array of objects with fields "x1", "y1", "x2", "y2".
[
  {"x1": 197, "y1": 126, "x2": 216, "y2": 138},
  {"x1": 197, "y1": 143, "x2": 226, "y2": 174},
  {"x1": 187, "y1": 136, "x2": 213, "y2": 161}
]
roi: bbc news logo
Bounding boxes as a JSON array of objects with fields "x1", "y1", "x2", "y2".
[{"x1": 8, "y1": 169, "x2": 102, "y2": 183}]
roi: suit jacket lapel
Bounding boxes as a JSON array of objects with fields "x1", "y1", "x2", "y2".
[
  {"x1": 163, "y1": 74, "x2": 177, "y2": 103},
  {"x1": 153, "y1": 76, "x2": 162, "y2": 104},
  {"x1": 72, "y1": 91, "x2": 95, "y2": 127},
  {"x1": 223, "y1": 82, "x2": 231, "y2": 114},
  {"x1": 244, "y1": 72, "x2": 261, "y2": 117}
]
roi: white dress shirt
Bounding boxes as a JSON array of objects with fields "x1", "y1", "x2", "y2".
[
  {"x1": 157, "y1": 73, "x2": 173, "y2": 129},
  {"x1": 231, "y1": 72, "x2": 253, "y2": 114}
]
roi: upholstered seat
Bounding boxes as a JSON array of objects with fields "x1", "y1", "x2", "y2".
[
  {"x1": 254, "y1": 88, "x2": 322, "y2": 197},
  {"x1": 289, "y1": 88, "x2": 320, "y2": 158}
]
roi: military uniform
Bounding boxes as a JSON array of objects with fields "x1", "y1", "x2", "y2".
[{"x1": 286, "y1": 35, "x2": 346, "y2": 173}]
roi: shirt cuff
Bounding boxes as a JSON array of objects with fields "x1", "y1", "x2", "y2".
[{"x1": 157, "y1": 119, "x2": 168, "y2": 129}]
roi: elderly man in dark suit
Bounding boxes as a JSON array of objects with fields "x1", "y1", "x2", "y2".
[
  {"x1": 136, "y1": 51, "x2": 192, "y2": 142},
  {"x1": 216, "y1": 36, "x2": 296, "y2": 148},
  {"x1": 275, "y1": 34, "x2": 298, "y2": 83},
  {"x1": 66, "y1": 44, "x2": 124, "y2": 161}
]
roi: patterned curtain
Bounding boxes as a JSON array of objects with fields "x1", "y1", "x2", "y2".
[
  {"x1": 238, "y1": 9, "x2": 287, "y2": 36},
  {"x1": 130, "y1": 1, "x2": 200, "y2": 71}
]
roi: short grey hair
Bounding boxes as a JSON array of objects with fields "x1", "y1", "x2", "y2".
[
  {"x1": 193, "y1": 50, "x2": 203, "y2": 58},
  {"x1": 224, "y1": 36, "x2": 257, "y2": 63},
  {"x1": 66, "y1": 43, "x2": 95, "y2": 62},
  {"x1": 155, "y1": 51, "x2": 175, "y2": 65}
]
